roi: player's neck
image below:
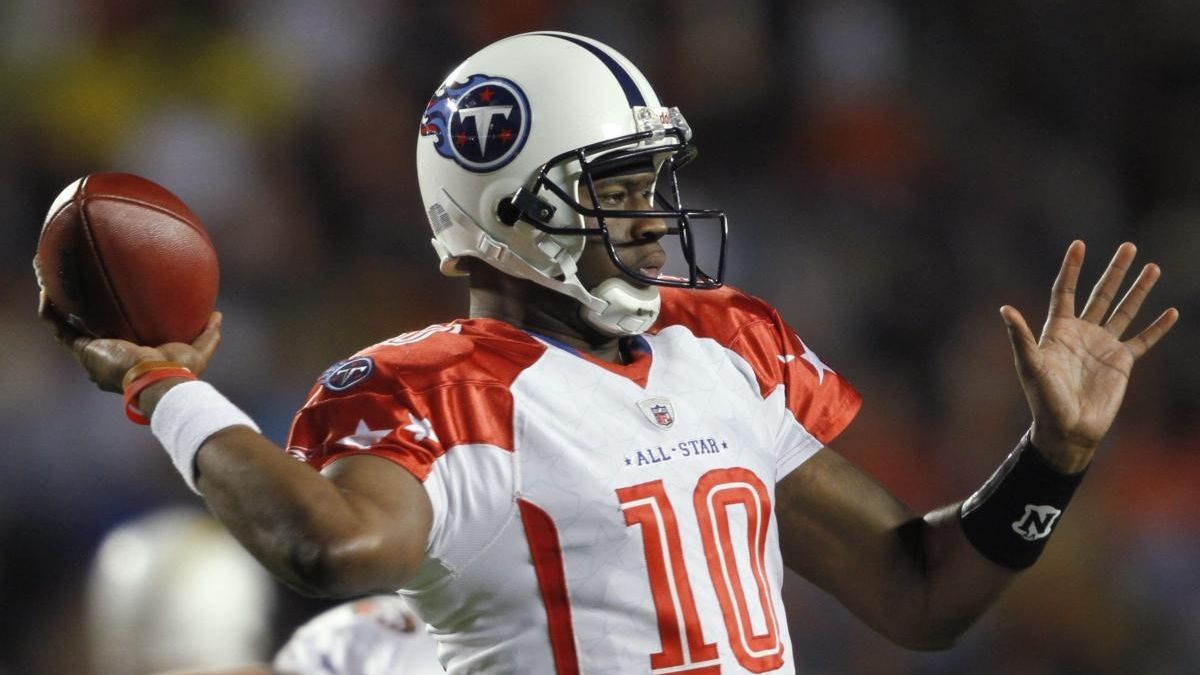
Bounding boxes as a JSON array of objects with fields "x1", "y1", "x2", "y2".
[{"x1": 466, "y1": 262, "x2": 624, "y2": 363}]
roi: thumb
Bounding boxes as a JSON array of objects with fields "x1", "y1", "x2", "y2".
[
  {"x1": 1000, "y1": 305, "x2": 1040, "y2": 375},
  {"x1": 190, "y1": 311, "x2": 223, "y2": 375}
]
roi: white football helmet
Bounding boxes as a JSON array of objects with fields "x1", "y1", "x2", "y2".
[
  {"x1": 86, "y1": 507, "x2": 274, "y2": 675},
  {"x1": 416, "y1": 31, "x2": 727, "y2": 336}
]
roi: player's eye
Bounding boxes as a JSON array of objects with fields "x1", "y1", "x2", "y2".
[{"x1": 599, "y1": 191, "x2": 625, "y2": 206}]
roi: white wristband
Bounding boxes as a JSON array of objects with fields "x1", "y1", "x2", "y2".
[{"x1": 150, "y1": 380, "x2": 261, "y2": 494}]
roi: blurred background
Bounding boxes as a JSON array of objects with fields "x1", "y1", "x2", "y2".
[{"x1": 1, "y1": 0, "x2": 1197, "y2": 673}]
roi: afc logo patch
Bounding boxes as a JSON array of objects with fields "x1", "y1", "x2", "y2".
[
  {"x1": 321, "y1": 356, "x2": 376, "y2": 392},
  {"x1": 420, "y1": 73, "x2": 531, "y2": 173}
]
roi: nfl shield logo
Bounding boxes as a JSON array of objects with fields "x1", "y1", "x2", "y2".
[{"x1": 637, "y1": 397, "x2": 676, "y2": 429}]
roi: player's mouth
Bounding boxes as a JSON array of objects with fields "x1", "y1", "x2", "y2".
[{"x1": 633, "y1": 251, "x2": 667, "y2": 280}]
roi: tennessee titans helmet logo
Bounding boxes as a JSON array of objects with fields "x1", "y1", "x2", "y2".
[
  {"x1": 420, "y1": 74, "x2": 531, "y2": 173},
  {"x1": 320, "y1": 356, "x2": 375, "y2": 392}
]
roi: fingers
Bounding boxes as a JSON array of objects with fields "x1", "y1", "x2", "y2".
[
  {"x1": 37, "y1": 295, "x2": 105, "y2": 371},
  {"x1": 1126, "y1": 307, "x2": 1180, "y2": 360},
  {"x1": 1080, "y1": 242, "x2": 1136, "y2": 323},
  {"x1": 1048, "y1": 240, "x2": 1085, "y2": 319},
  {"x1": 1105, "y1": 262, "x2": 1160, "y2": 337},
  {"x1": 70, "y1": 333, "x2": 95, "y2": 361},
  {"x1": 191, "y1": 312, "x2": 223, "y2": 375},
  {"x1": 1052, "y1": 242, "x2": 1170, "y2": 342},
  {"x1": 160, "y1": 311, "x2": 223, "y2": 376},
  {"x1": 1000, "y1": 305, "x2": 1041, "y2": 376},
  {"x1": 38, "y1": 290, "x2": 80, "y2": 345},
  {"x1": 76, "y1": 338, "x2": 123, "y2": 393},
  {"x1": 37, "y1": 289, "x2": 51, "y2": 321},
  {"x1": 56, "y1": 317, "x2": 95, "y2": 364}
]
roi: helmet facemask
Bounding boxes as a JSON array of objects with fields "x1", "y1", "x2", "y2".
[{"x1": 502, "y1": 119, "x2": 728, "y2": 292}]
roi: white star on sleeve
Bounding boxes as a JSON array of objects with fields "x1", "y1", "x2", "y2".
[
  {"x1": 403, "y1": 414, "x2": 440, "y2": 444},
  {"x1": 796, "y1": 336, "x2": 835, "y2": 385},
  {"x1": 337, "y1": 420, "x2": 394, "y2": 450}
]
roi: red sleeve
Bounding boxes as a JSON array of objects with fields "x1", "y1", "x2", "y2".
[
  {"x1": 658, "y1": 286, "x2": 861, "y2": 445},
  {"x1": 284, "y1": 323, "x2": 532, "y2": 481},
  {"x1": 728, "y1": 306, "x2": 861, "y2": 445},
  {"x1": 287, "y1": 385, "x2": 441, "y2": 479}
]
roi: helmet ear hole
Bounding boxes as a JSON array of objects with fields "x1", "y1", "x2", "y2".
[{"x1": 496, "y1": 197, "x2": 521, "y2": 226}]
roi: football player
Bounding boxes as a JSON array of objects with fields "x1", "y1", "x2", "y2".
[
  {"x1": 271, "y1": 595, "x2": 441, "y2": 675},
  {"x1": 160, "y1": 595, "x2": 442, "y2": 675},
  {"x1": 88, "y1": 507, "x2": 274, "y2": 675},
  {"x1": 87, "y1": 507, "x2": 440, "y2": 675},
  {"x1": 44, "y1": 32, "x2": 1177, "y2": 673}
]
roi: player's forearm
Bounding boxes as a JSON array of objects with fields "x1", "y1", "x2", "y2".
[
  {"x1": 864, "y1": 445, "x2": 1081, "y2": 649},
  {"x1": 139, "y1": 382, "x2": 412, "y2": 597},
  {"x1": 191, "y1": 426, "x2": 357, "y2": 596},
  {"x1": 777, "y1": 449, "x2": 1017, "y2": 650},
  {"x1": 900, "y1": 432, "x2": 1089, "y2": 646},
  {"x1": 797, "y1": 502, "x2": 1016, "y2": 651},
  {"x1": 887, "y1": 504, "x2": 1019, "y2": 649}
]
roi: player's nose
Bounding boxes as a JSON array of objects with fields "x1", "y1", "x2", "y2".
[{"x1": 630, "y1": 217, "x2": 668, "y2": 243}]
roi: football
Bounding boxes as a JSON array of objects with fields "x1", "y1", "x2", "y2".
[{"x1": 34, "y1": 173, "x2": 219, "y2": 345}]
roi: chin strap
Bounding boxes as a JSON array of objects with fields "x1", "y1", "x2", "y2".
[{"x1": 580, "y1": 277, "x2": 661, "y2": 336}]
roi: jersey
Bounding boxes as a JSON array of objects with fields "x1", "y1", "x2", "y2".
[
  {"x1": 273, "y1": 595, "x2": 442, "y2": 674},
  {"x1": 286, "y1": 285, "x2": 862, "y2": 674}
]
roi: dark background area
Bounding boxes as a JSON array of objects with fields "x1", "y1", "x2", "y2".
[{"x1": 1, "y1": 1, "x2": 1197, "y2": 673}]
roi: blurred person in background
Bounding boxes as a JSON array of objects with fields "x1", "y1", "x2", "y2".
[
  {"x1": 163, "y1": 595, "x2": 442, "y2": 675},
  {"x1": 40, "y1": 30, "x2": 1179, "y2": 674},
  {"x1": 87, "y1": 506, "x2": 275, "y2": 674},
  {"x1": 91, "y1": 508, "x2": 442, "y2": 675},
  {"x1": 268, "y1": 594, "x2": 441, "y2": 675}
]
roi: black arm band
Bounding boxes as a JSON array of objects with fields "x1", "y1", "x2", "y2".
[{"x1": 959, "y1": 434, "x2": 1087, "y2": 570}]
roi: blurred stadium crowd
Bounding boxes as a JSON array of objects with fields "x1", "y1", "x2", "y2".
[{"x1": 1, "y1": 1, "x2": 1197, "y2": 673}]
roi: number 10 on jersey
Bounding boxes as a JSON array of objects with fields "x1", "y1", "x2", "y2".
[{"x1": 521, "y1": 467, "x2": 785, "y2": 674}]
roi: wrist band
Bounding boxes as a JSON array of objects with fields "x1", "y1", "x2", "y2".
[
  {"x1": 150, "y1": 380, "x2": 261, "y2": 494},
  {"x1": 959, "y1": 434, "x2": 1086, "y2": 569},
  {"x1": 122, "y1": 361, "x2": 197, "y2": 425},
  {"x1": 122, "y1": 360, "x2": 187, "y2": 389}
]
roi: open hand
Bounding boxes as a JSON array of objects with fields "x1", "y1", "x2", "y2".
[
  {"x1": 1000, "y1": 241, "x2": 1178, "y2": 472},
  {"x1": 40, "y1": 291, "x2": 222, "y2": 393}
]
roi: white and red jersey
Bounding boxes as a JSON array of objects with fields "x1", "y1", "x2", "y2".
[
  {"x1": 286, "y1": 286, "x2": 861, "y2": 674},
  {"x1": 273, "y1": 595, "x2": 442, "y2": 675}
]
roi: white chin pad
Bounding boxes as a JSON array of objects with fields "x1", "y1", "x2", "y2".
[{"x1": 581, "y1": 278, "x2": 661, "y2": 336}]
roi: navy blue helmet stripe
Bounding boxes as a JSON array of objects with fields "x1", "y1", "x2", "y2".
[{"x1": 534, "y1": 32, "x2": 646, "y2": 107}]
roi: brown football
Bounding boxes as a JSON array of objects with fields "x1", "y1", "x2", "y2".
[{"x1": 34, "y1": 173, "x2": 219, "y2": 345}]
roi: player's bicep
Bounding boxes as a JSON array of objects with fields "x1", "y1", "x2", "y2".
[
  {"x1": 776, "y1": 447, "x2": 919, "y2": 617},
  {"x1": 320, "y1": 454, "x2": 433, "y2": 591}
]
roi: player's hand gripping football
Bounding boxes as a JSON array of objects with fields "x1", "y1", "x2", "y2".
[
  {"x1": 39, "y1": 291, "x2": 222, "y2": 393},
  {"x1": 1000, "y1": 241, "x2": 1178, "y2": 473}
]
